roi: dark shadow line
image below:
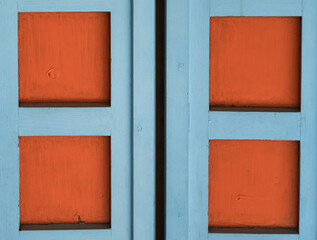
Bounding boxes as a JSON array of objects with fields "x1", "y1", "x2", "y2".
[{"x1": 20, "y1": 223, "x2": 111, "y2": 231}]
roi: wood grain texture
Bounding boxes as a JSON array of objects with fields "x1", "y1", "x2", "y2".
[
  {"x1": 209, "y1": 140, "x2": 299, "y2": 228},
  {"x1": 209, "y1": 17, "x2": 301, "y2": 108},
  {"x1": 18, "y1": 12, "x2": 110, "y2": 103},
  {"x1": 20, "y1": 136, "x2": 111, "y2": 225}
]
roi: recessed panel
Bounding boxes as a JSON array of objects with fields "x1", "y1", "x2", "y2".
[
  {"x1": 20, "y1": 136, "x2": 111, "y2": 225},
  {"x1": 209, "y1": 17, "x2": 301, "y2": 108},
  {"x1": 19, "y1": 12, "x2": 110, "y2": 103},
  {"x1": 209, "y1": 140, "x2": 298, "y2": 228}
]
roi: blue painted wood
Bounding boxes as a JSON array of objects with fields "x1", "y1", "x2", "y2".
[
  {"x1": 132, "y1": 0, "x2": 156, "y2": 239},
  {"x1": 1, "y1": 0, "x2": 133, "y2": 239},
  {"x1": 299, "y1": 0, "x2": 317, "y2": 239},
  {"x1": 107, "y1": 0, "x2": 132, "y2": 239},
  {"x1": 165, "y1": 0, "x2": 190, "y2": 239},
  {"x1": 167, "y1": 0, "x2": 314, "y2": 240},
  {"x1": 0, "y1": 1, "x2": 19, "y2": 240},
  {"x1": 188, "y1": 0, "x2": 210, "y2": 239},
  {"x1": 19, "y1": 108, "x2": 112, "y2": 136},
  {"x1": 18, "y1": 0, "x2": 112, "y2": 12},
  {"x1": 20, "y1": 229, "x2": 112, "y2": 240},
  {"x1": 209, "y1": 112, "x2": 301, "y2": 140},
  {"x1": 208, "y1": 233, "x2": 299, "y2": 240},
  {"x1": 210, "y1": 0, "x2": 302, "y2": 16}
]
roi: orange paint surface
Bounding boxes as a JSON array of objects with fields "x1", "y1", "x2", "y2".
[
  {"x1": 19, "y1": 12, "x2": 110, "y2": 103},
  {"x1": 209, "y1": 140, "x2": 298, "y2": 228},
  {"x1": 209, "y1": 17, "x2": 301, "y2": 108},
  {"x1": 20, "y1": 136, "x2": 111, "y2": 225}
]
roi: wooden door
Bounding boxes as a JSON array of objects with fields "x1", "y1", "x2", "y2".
[
  {"x1": 166, "y1": 1, "x2": 317, "y2": 240},
  {"x1": 0, "y1": 0, "x2": 155, "y2": 240}
]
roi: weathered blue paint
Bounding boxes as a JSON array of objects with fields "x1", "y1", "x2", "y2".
[
  {"x1": 0, "y1": 0, "x2": 133, "y2": 239},
  {"x1": 132, "y1": 0, "x2": 156, "y2": 239},
  {"x1": 166, "y1": 0, "x2": 316, "y2": 240}
]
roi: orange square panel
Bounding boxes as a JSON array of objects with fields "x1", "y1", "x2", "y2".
[
  {"x1": 210, "y1": 17, "x2": 301, "y2": 108},
  {"x1": 209, "y1": 140, "x2": 299, "y2": 228},
  {"x1": 19, "y1": 12, "x2": 110, "y2": 103},
  {"x1": 20, "y1": 136, "x2": 111, "y2": 225}
]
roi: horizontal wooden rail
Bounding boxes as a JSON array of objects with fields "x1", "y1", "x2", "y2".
[
  {"x1": 19, "y1": 229, "x2": 112, "y2": 240},
  {"x1": 209, "y1": 111, "x2": 301, "y2": 140},
  {"x1": 210, "y1": 0, "x2": 302, "y2": 16},
  {"x1": 19, "y1": 107, "x2": 112, "y2": 136},
  {"x1": 208, "y1": 233, "x2": 299, "y2": 240},
  {"x1": 17, "y1": 0, "x2": 112, "y2": 12}
]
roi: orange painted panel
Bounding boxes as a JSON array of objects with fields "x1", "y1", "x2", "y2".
[
  {"x1": 209, "y1": 17, "x2": 301, "y2": 108},
  {"x1": 19, "y1": 12, "x2": 110, "y2": 103},
  {"x1": 20, "y1": 136, "x2": 111, "y2": 225},
  {"x1": 209, "y1": 140, "x2": 298, "y2": 228}
]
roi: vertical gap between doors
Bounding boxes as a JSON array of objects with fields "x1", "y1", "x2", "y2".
[{"x1": 156, "y1": 0, "x2": 166, "y2": 239}]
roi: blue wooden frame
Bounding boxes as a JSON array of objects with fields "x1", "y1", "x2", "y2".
[
  {"x1": 0, "y1": 0, "x2": 137, "y2": 239},
  {"x1": 132, "y1": 0, "x2": 156, "y2": 239},
  {"x1": 166, "y1": 0, "x2": 317, "y2": 240}
]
